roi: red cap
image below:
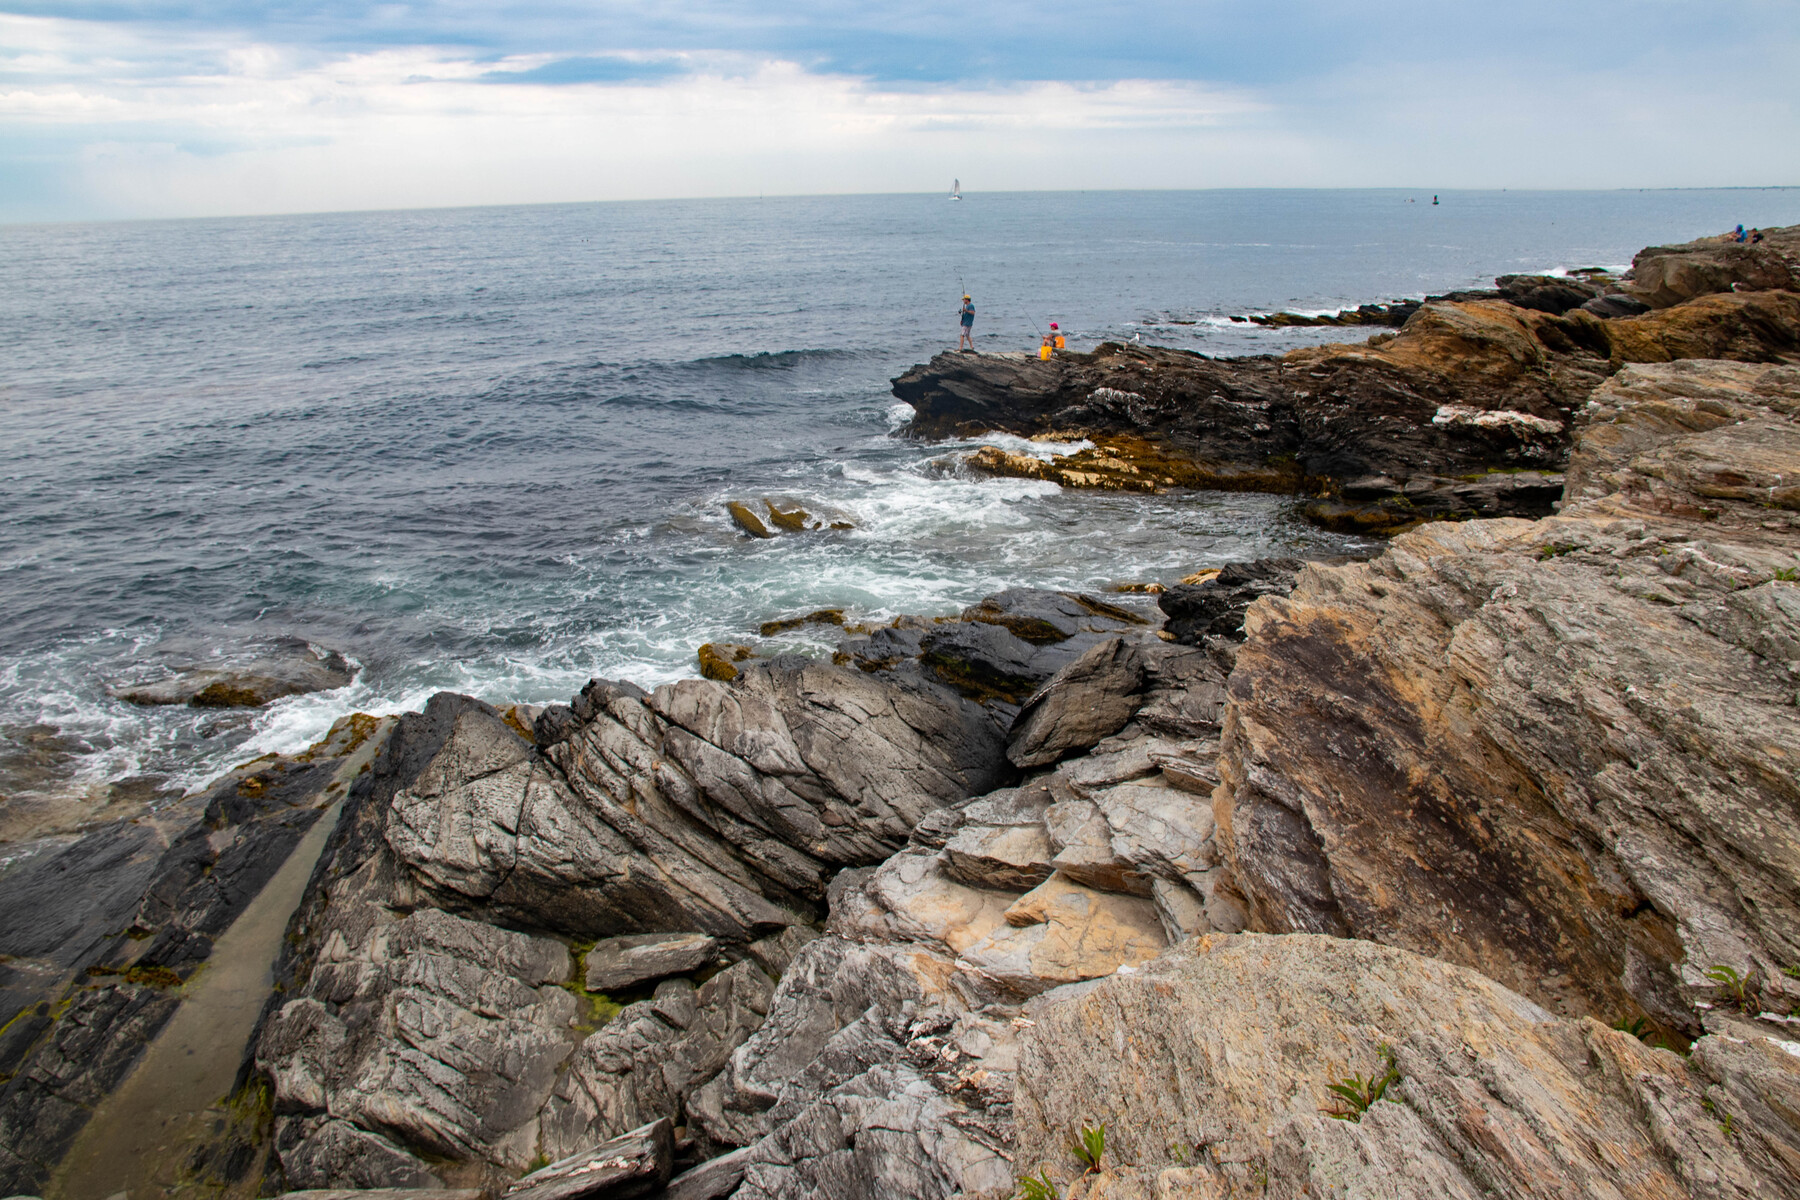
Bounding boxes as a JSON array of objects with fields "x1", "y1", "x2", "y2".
[{"x1": 1050, "y1": 323, "x2": 1058, "y2": 328}]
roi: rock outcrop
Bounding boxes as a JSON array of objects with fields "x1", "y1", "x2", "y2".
[
  {"x1": 249, "y1": 643, "x2": 1021, "y2": 1189},
  {"x1": 1013, "y1": 933, "x2": 1800, "y2": 1199},
  {"x1": 897, "y1": 228, "x2": 1800, "y2": 533},
  {"x1": 0, "y1": 713, "x2": 387, "y2": 1195},
  {"x1": 1627, "y1": 226, "x2": 1800, "y2": 308},
  {"x1": 1215, "y1": 359, "x2": 1800, "y2": 1035}
]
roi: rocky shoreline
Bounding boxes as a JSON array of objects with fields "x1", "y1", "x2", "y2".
[{"x1": 4, "y1": 225, "x2": 1800, "y2": 1199}]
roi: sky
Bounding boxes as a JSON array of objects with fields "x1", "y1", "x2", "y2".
[{"x1": 2, "y1": 1, "x2": 1797, "y2": 222}]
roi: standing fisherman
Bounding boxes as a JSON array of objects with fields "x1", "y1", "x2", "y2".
[{"x1": 958, "y1": 295, "x2": 976, "y2": 350}]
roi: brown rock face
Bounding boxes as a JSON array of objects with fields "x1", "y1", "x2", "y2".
[
  {"x1": 1012, "y1": 934, "x2": 1800, "y2": 1200},
  {"x1": 1627, "y1": 226, "x2": 1800, "y2": 308},
  {"x1": 1215, "y1": 360, "x2": 1800, "y2": 1031}
]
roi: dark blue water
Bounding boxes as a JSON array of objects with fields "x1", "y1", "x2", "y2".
[{"x1": 4, "y1": 188, "x2": 1798, "y2": 797}]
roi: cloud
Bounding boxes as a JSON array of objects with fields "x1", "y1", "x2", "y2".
[{"x1": 0, "y1": 3, "x2": 1796, "y2": 220}]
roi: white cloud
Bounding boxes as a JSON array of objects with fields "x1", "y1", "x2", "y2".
[{"x1": 1, "y1": 15, "x2": 1298, "y2": 219}]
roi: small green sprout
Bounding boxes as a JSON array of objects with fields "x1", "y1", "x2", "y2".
[
  {"x1": 1072, "y1": 1122, "x2": 1106, "y2": 1172},
  {"x1": 1612, "y1": 1016, "x2": 1653, "y2": 1041},
  {"x1": 1783, "y1": 964, "x2": 1800, "y2": 980},
  {"x1": 1325, "y1": 1045, "x2": 1402, "y2": 1122},
  {"x1": 1016, "y1": 1170, "x2": 1059, "y2": 1200},
  {"x1": 1703, "y1": 964, "x2": 1752, "y2": 1011},
  {"x1": 1775, "y1": 567, "x2": 1800, "y2": 582},
  {"x1": 1537, "y1": 542, "x2": 1579, "y2": 560}
]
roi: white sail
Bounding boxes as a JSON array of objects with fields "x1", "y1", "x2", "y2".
[{"x1": 950, "y1": 179, "x2": 961, "y2": 200}]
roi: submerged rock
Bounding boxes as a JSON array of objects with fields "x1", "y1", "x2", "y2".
[{"x1": 112, "y1": 637, "x2": 356, "y2": 708}]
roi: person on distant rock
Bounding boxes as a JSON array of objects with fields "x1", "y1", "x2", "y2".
[
  {"x1": 1051, "y1": 322, "x2": 1066, "y2": 351},
  {"x1": 1734, "y1": 224, "x2": 1748, "y2": 243},
  {"x1": 1039, "y1": 332, "x2": 1054, "y2": 360},
  {"x1": 958, "y1": 295, "x2": 975, "y2": 350},
  {"x1": 1752, "y1": 229, "x2": 1765, "y2": 244}
]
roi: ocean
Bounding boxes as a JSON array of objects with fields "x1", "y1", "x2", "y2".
[{"x1": 4, "y1": 187, "x2": 1798, "y2": 805}]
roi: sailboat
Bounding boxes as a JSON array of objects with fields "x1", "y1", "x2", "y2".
[{"x1": 949, "y1": 179, "x2": 962, "y2": 202}]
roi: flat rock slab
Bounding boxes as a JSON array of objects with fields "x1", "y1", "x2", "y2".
[
  {"x1": 584, "y1": 932, "x2": 720, "y2": 992},
  {"x1": 661, "y1": 1145, "x2": 757, "y2": 1200},
  {"x1": 505, "y1": 1118, "x2": 673, "y2": 1200}
]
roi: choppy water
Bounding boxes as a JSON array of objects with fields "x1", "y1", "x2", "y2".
[{"x1": 4, "y1": 187, "x2": 1798, "y2": 801}]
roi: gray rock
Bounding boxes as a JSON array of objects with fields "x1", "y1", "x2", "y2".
[
  {"x1": 505, "y1": 1118, "x2": 673, "y2": 1200},
  {"x1": 660, "y1": 1145, "x2": 756, "y2": 1200},
  {"x1": 1006, "y1": 637, "x2": 1145, "y2": 768},
  {"x1": 730, "y1": 1064, "x2": 1013, "y2": 1200},
  {"x1": 273, "y1": 1118, "x2": 446, "y2": 1190},
  {"x1": 1156, "y1": 558, "x2": 1303, "y2": 644},
  {"x1": 583, "y1": 934, "x2": 719, "y2": 992},
  {"x1": 258, "y1": 903, "x2": 577, "y2": 1180},
  {"x1": 539, "y1": 963, "x2": 773, "y2": 1161},
  {"x1": 1580, "y1": 292, "x2": 1651, "y2": 318},
  {"x1": 941, "y1": 820, "x2": 1054, "y2": 892}
]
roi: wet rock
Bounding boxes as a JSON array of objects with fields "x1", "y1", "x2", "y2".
[
  {"x1": 897, "y1": 242, "x2": 1800, "y2": 530},
  {"x1": 695, "y1": 643, "x2": 752, "y2": 682},
  {"x1": 757, "y1": 609, "x2": 844, "y2": 636},
  {"x1": 1156, "y1": 558, "x2": 1302, "y2": 644},
  {"x1": 1007, "y1": 638, "x2": 1146, "y2": 768},
  {"x1": 582, "y1": 933, "x2": 719, "y2": 992},
  {"x1": 839, "y1": 590, "x2": 1150, "y2": 715},
  {"x1": 1013, "y1": 933, "x2": 1800, "y2": 1199},
  {"x1": 761, "y1": 501, "x2": 811, "y2": 533},
  {"x1": 113, "y1": 638, "x2": 356, "y2": 708},
  {"x1": 725, "y1": 503, "x2": 774, "y2": 539},
  {"x1": 0, "y1": 713, "x2": 388, "y2": 1197},
  {"x1": 505, "y1": 1118, "x2": 672, "y2": 1200}
]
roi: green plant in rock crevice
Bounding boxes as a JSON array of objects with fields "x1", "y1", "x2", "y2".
[
  {"x1": 1703, "y1": 964, "x2": 1754, "y2": 1011},
  {"x1": 1015, "y1": 1169, "x2": 1059, "y2": 1200},
  {"x1": 1325, "y1": 1044, "x2": 1402, "y2": 1122},
  {"x1": 1072, "y1": 1121, "x2": 1106, "y2": 1173}
]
